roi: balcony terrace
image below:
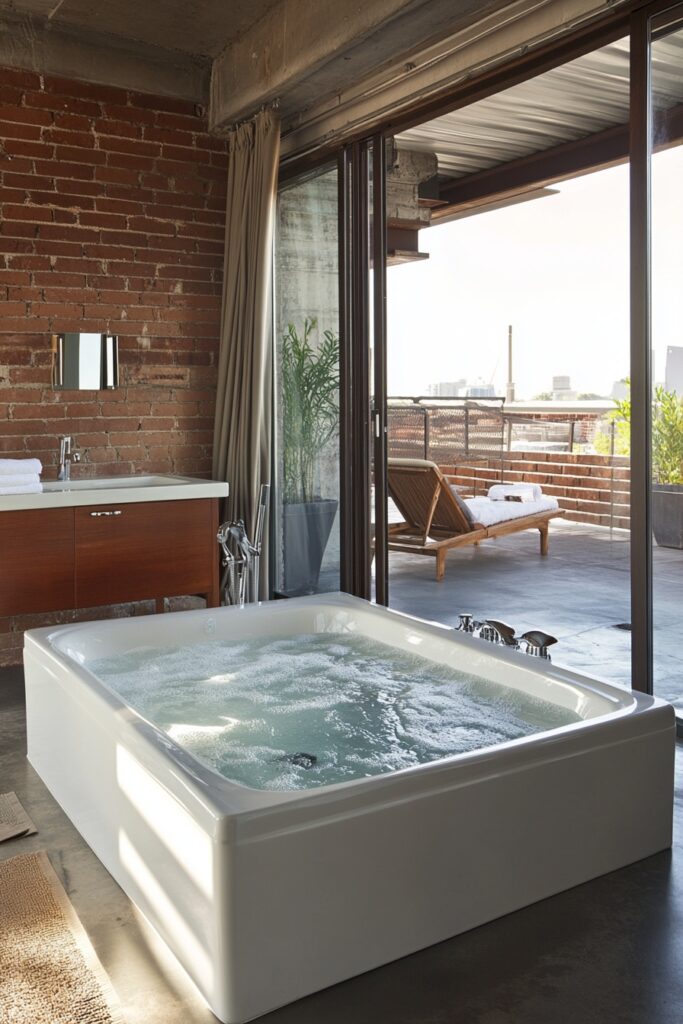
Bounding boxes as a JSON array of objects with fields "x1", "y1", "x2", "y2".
[{"x1": 384, "y1": 399, "x2": 682, "y2": 711}]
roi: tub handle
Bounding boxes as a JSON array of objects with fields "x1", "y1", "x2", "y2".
[{"x1": 89, "y1": 510, "x2": 123, "y2": 517}]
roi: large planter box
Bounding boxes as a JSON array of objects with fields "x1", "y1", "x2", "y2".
[
  {"x1": 652, "y1": 484, "x2": 683, "y2": 549},
  {"x1": 282, "y1": 498, "x2": 338, "y2": 593}
]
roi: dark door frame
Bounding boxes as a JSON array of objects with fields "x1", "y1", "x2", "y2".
[{"x1": 338, "y1": 136, "x2": 388, "y2": 604}]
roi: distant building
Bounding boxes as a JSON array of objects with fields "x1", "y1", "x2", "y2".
[
  {"x1": 665, "y1": 346, "x2": 683, "y2": 396},
  {"x1": 552, "y1": 375, "x2": 576, "y2": 401},
  {"x1": 611, "y1": 379, "x2": 629, "y2": 401},
  {"x1": 426, "y1": 379, "x2": 466, "y2": 397},
  {"x1": 466, "y1": 383, "x2": 496, "y2": 398}
]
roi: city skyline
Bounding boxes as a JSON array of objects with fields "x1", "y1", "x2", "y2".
[{"x1": 387, "y1": 148, "x2": 682, "y2": 401}]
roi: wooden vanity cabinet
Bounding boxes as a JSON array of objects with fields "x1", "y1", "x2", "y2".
[
  {"x1": 75, "y1": 498, "x2": 218, "y2": 609},
  {"x1": 1, "y1": 498, "x2": 219, "y2": 618},
  {"x1": 0, "y1": 507, "x2": 75, "y2": 616}
]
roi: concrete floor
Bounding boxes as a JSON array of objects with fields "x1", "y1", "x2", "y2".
[
  {"x1": 388, "y1": 520, "x2": 683, "y2": 710},
  {"x1": 1, "y1": 664, "x2": 682, "y2": 1024}
]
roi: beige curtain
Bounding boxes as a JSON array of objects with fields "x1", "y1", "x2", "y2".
[{"x1": 212, "y1": 108, "x2": 280, "y2": 592}]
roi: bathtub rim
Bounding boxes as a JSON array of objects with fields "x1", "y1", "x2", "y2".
[{"x1": 23, "y1": 593, "x2": 674, "y2": 835}]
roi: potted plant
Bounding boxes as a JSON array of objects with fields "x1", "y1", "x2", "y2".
[
  {"x1": 611, "y1": 382, "x2": 683, "y2": 548},
  {"x1": 650, "y1": 385, "x2": 683, "y2": 548},
  {"x1": 280, "y1": 317, "x2": 340, "y2": 592}
]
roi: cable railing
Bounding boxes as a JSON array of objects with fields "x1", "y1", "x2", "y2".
[{"x1": 387, "y1": 397, "x2": 505, "y2": 464}]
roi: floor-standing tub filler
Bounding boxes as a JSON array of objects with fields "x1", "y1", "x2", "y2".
[{"x1": 24, "y1": 594, "x2": 675, "y2": 1023}]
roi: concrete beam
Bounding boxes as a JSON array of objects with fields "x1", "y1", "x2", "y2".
[
  {"x1": 387, "y1": 145, "x2": 438, "y2": 227},
  {"x1": 209, "y1": 0, "x2": 490, "y2": 130},
  {"x1": 0, "y1": 11, "x2": 210, "y2": 102}
]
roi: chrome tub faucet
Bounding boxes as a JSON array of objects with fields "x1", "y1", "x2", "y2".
[
  {"x1": 57, "y1": 435, "x2": 81, "y2": 481},
  {"x1": 455, "y1": 613, "x2": 558, "y2": 660}
]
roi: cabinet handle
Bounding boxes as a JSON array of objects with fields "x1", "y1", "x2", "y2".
[{"x1": 89, "y1": 510, "x2": 123, "y2": 517}]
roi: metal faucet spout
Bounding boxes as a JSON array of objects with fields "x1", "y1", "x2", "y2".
[{"x1": 57, "y1": 435, "x2": 80, "y2": 481}]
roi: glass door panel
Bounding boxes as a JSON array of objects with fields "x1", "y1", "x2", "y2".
[
  {"x1": 273, "y1": 165, "x2": 341, "y2": 596},
  {"x1": 384, "y1": 38, "x2": 633, "y2": 687},
  {"x1": 650, "y1": 13, "x2": 683, "y2": 714}
]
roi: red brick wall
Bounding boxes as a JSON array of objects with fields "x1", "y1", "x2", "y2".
[
  {"x1": 0, "y1": 65, "x2": 228, "y2": 664},
  {"x1": 0, "y1": 65, "x2": 227, "y2": 478}
]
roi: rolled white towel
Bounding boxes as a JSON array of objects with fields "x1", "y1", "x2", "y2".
[
  {"x1": 0, "y1": 474, "x2": 41, "y2": 487},
  {"x1": 488, "y1": 483, "x2": 542, "y2": 502},
  {"x1": 0, "y1": 482, "x2": 43, "y2": 495},
  {"x1": 0, "y1": 458, "x2": 42, "y2": 476}
]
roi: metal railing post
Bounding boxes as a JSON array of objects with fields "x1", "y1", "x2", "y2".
[
  {"x1": 423, "y1": 406, "x2": 430, "y2": 461},
  {"x1": 609, "y1": 419, "x2": 616, "y2": 538}
]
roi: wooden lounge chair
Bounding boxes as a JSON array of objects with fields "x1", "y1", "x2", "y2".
[{"x1": 387, "y1": 458, "x2": 566, "y2": 581}]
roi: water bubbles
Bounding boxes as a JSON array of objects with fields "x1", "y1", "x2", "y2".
[{"x1": 88, "y1": 634, "x2": 580, "y2": 792}]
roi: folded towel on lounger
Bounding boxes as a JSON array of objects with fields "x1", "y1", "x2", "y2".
[
  {"x1": 488, "y1": 483, "x2": 542, "y2": 502},
  {"x1": 0, "y1": 483, "x2": 43, "y2": 495},
  {"x1": 0, "y1": 458, "x2": 42, "y2": 476}
]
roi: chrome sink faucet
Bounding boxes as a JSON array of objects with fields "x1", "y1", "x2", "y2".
[{"x1": 57, "y1": 435, "x2": 81, "y2": 481}]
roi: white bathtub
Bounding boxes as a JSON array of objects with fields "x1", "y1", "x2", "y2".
[{"x1": 24, "y1": 594, "x2": 675, "y2": 1023}]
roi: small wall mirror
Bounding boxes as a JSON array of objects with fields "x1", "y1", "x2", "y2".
[{"x1": 52, "y1": 333, "x2": 119, "y2": 390}]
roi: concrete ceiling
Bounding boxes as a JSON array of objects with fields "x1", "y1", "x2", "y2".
[
  {"x1": 397, "y1": 31, "x2": 683, "y2": 183},
  {"x1": 0, "y1": 0, "x2": 280, "y2": 58},
  {"x1": 0, "y1": 0, "x2": 516, "y2": 126}
]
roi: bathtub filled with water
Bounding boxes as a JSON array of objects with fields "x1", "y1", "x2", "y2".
[{"x1": 24, "y1": 594, "x2": 675, "y2": 1023}]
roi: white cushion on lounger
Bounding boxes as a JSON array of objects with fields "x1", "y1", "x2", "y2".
[{"x1": 464, "y1": 495, "x2": 559, "y2": 528}]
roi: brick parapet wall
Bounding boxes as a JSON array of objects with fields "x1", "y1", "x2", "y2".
[
  {"x1": 0, "y1": 65, "x2": 228, "y2": 664},
  {"x1": 445, "y1": 450, "x2": 631, "y2": 530}
]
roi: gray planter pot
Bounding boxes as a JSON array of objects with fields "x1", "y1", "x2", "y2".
[
  {"x1": 652, "y1": 484, "x2": 683, "y2": 549},
  {"x1": 282, "y1": 499, "x2": 338, "y2": 594}
]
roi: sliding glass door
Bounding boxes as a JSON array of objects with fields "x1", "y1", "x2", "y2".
[
  {"x1": 273, "y1": 141, "x2": 385, "y2": 603},
  {"x1": 273, "y1": 165, "x2": 341, "y2": 596},
  {"x1": 382, "y1": 37, "x2": 633, "y2": 688},
  {"x1": 650, "y1": 7, "x2": 683, "y2": 714}
]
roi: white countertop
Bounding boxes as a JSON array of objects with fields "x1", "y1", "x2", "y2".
[{"x1": 0, "y1": 475, "x2": 229, "y2": 512}]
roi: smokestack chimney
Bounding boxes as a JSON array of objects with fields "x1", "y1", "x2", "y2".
[{"x1": 506, "y1": 324, "x2": 515, "y2": 403}]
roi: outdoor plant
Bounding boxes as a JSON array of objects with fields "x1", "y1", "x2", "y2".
[
  {"x1": 603, "y1": 379, "x2": 683, "y2": 483},
  {"x1": 281, "y1": 317, "x2": 340, "y2": 504},
  {"x1": 652, "y1": 386, "x2": 683, "y2": 483}
]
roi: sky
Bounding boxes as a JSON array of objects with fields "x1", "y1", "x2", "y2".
[{"x1": 386, "y1": 147, "x2": 683, "y2": 400}]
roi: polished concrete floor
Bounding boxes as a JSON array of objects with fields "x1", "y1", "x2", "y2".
[
  {"x1": 1, "y1": 664, "x2": 682, "y2": 1024},
  {"x1": 389, "y1": 520, "x2": 683, "y2": 710}
]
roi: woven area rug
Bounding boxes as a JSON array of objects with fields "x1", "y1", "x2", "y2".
[
  {"x1": 0, "y1": 792, "x2": 38, "y2": 843},
  {"x1": 0, "y1": 850, "x2": 124, "y2": 1024}
]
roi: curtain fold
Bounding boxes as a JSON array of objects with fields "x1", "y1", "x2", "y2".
[{"x1": 212, "y1": 108, "x2": 280, "y2": 594}]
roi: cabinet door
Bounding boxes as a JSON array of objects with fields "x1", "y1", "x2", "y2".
[
  {"x1": 75, "y1": 499, "x2": 218, "y2": 608},
  {"x1": 0, "y1": 507, "x2": 75, "y2": 616}
]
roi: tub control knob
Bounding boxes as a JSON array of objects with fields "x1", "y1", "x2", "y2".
[
  {"x1": 521, "y1": 630, "x2": 558, "y2": 659},
  {"x1": 483, "y1": 620, "x2": 518, "y2": 647},
  {"x1": 456, "y1": 613, "x2": 474, "y2": 633}
]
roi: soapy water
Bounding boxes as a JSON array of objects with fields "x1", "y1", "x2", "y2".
[{"x1": 88, "y1": 633, "x2": 581, "y2": 791}]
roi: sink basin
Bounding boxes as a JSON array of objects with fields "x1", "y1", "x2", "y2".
[
  {"x1": 43, "y1": 475, "x2": 186, "y2": 492},
  {"x1": 1, "y1": 474, "x2": 229, "y2": 511}
]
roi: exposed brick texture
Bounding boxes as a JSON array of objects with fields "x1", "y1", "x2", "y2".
[{"x1": 0, "y1": 66, "x2": 228, "y2": 664}]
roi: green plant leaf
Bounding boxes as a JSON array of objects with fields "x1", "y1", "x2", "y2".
[{"x1": 280, "y1": 318, "x2": 340, "y2": 503}]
